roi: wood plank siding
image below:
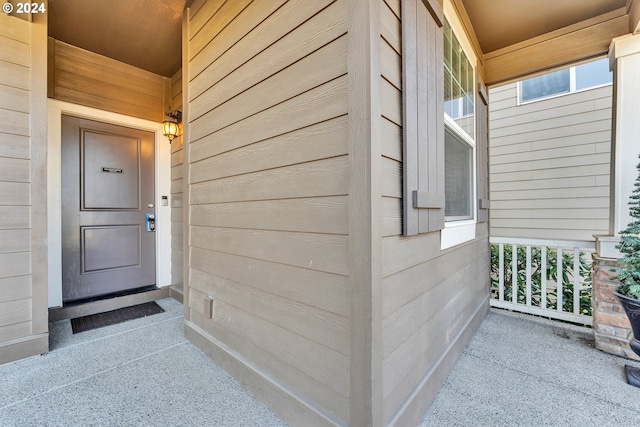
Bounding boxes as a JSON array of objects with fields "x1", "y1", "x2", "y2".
[
  {"x1": 489, "y1": 82, "x2": 612, "y2": 240},
  {"x1": 170, "y1": 69, "x2": 184, "y2": 293},
  {"x1": 183, "y1": 1, "x2": 350, "y2": 424},
  {"x1": 48, "y1": 38, "x2": 170, "y2": 122},
  {"x1": 380, "y1": 0, "x2": 489, "y2": 424},
  {"x1": 181, "y1": 1, "x2": 489, "y2": 424},
  {"x1": 0, "y1": 14, "x2": 48, "y2": 364}
]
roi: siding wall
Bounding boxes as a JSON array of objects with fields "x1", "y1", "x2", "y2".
[
  {"x1": 489, "y1": 82, "x2": 612, "y2": 241},
  {"x1": 169, "y1": 69, "x2": 184, "y2": 291},
  {"x1": 183, "y1": 1, "x2": 350, "y2": 424},
  {"x1": 48, "y1": 38, "x2": 170, "y2": 122},
  {"x1": 0, "y1": 14, "x2": 48, "y2": 364},
  {"x1": 380, "y1": 1, "x2": 489, "y2": 423}
]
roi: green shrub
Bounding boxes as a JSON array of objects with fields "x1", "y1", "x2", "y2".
[{"x1": 615, "y1": 158, "x2": 640, "y2": 300}]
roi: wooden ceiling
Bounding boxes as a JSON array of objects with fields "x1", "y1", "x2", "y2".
[
  {"x1": 461, "y1": 0, "x2": 629, "y2": 54},
  {"x1": 48, "y1": 0, "x2": 186, "y2": 77},
  {"x1": 46, "y1": 0, "x2": 633, "y2": 82}
]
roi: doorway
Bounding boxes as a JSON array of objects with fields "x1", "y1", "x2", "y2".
[
  {"x1": 47, "y1": 100, "x2": 172, "y2": 308},
  {"x1": 61, "y1": 115, "x2": 157, "y2": 302}
]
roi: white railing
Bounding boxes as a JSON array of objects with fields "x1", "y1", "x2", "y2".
[{"x1": 490, "y1": 237, "x2": 595, "y2": 325}]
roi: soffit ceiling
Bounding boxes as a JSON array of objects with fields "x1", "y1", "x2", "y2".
[
  {"x1": 47, "y1": 0, "x2": 630, "y2": 78},
  {"x1": 461, "y1": 0, "x2": 629, "y2": 54},
  {"x1": 48, "y1": 0, "x2": 187, "y2": 77}
]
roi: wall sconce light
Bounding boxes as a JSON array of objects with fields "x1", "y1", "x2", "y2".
[{"x1": 162, "y1": 107, "x2": 182, "y2": 143}]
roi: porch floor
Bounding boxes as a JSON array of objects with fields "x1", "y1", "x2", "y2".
[{"x1": 0, "y1": 299, "x2": 639, "y2": 426}]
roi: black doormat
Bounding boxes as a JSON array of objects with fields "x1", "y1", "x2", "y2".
[{"x1": 70, "y1": 302, "x2": 165, "y2": 334}]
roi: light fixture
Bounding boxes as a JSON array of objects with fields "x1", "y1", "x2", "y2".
[{"x1": 162, "y1": 107, "x2": 182, "y2": 143}]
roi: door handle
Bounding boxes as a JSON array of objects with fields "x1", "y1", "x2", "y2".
[{"x1": 146, "y1": 213, "x2": 156, "y2": 232}]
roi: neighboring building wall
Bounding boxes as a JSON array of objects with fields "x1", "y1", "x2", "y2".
[
  {"x1": 169, "y1": 69, "x2": 184, "y2": 297},
  {"x1": 183, "y1": 1, "x2": 350, "y2": 424},
  {"x1": 47, "y1": 38, "x2": 169, "y2": 122},
  {"x1": 489, "y1": 82, "x2": 612, "y2": 241},
  {"x1": 0, "y1": 14, "x2": 48, "y2": 365},
  {"x1": 380, "y1": 0, "x2": 489, "y2": 424}
]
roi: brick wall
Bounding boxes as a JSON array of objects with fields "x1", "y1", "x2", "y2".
[{"x1": 592, "y1": 254, "x2": 640, "y2": 360}]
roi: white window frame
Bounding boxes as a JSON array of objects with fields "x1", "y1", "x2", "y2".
[
  {"x1": 440, "y1": 8, "x2": 477, "y2": 250},
  {"x1": 441, "y1": 114, "x2": 476, "y2": 250}
]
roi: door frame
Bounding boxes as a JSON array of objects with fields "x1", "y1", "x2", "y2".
[{"x1": 47, "y1": 99, "x2": 172, "y2": 307}]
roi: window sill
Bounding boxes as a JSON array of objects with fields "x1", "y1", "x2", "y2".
[{"x1": 440, "y1": 221, "x2": 476, "y2": 250}]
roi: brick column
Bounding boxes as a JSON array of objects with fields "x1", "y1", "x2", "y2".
[{"x1": 592, "y1": 254, "x2": 640, "y2": 360}]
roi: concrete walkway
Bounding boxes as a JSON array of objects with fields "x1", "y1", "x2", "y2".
[
  {"x1": 421, "y1": 309, "x2": 640, "y2": 426},
  {"x1": 0, "y1": 298, "x2": 285, "y2": 427},
  {"x1": 1, "y1": 298, "x2": 640, "y2": 426}
]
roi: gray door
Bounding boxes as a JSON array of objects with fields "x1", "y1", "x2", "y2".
[{"x1": 62, "y1": 115, "x2": 156, "y2": 302}]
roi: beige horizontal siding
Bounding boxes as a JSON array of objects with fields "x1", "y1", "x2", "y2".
[
  {"x1": 189, "y1": 75, "x2": 348, "y2": 161},
  {"x1": 489, "y1": 82, "x2": 612, "y2": 241},
  {"x1": 379, "y1": 0, "x2": 489, "y2": 423},
  {"x1": 188, "y1": 0, "x2": 337, "y2": 98},
  {"x1": 0, "y1": 14, "x2": 46, "y2": 364},
  {"x1": 0, "y1": 15, "x2": 31, "y2": 338},
  {"x1": 382, "y1": 249, "x2": 488, "y2": 417},
  {"x1": 189, "y1": 116, "x2": 348, "y2": 183},
  {"x1": 185, "y1": 1, "x2": 350, "y2": 422}
]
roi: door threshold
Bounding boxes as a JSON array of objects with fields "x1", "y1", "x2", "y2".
[{"x1": 49, "y1": 287, "x2": 170, "y2": 322}]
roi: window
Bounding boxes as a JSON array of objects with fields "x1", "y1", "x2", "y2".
[
  {"x1": 519, "y1": 58, "x2": 612, "y2": 103},
  {"x1": 520, "y1": 68, "x2": 570, "y2": 102},
  {"x1": 444, "y1": 19, "x2": 474, "y2": 140},
  {"x1": 575, "y1": 58, "x2": 612, "y2": 90},
  {"x1": 443, "y1": 19, "x2": 474, "y2": 223},
  {"x1": 445, "y1": 127, "x2": 472, "y2": 221}
]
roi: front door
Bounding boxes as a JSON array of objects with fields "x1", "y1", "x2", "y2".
[{"x1": 61, "y1": 115, "x2": 156, "y2": 303}]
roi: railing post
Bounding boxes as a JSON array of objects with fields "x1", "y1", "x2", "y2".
[
  {"x1": 525, "y1": 245, "x2": 532, "y2": 306},
  {"x1": 498, "y1": 243, "x2": 504, "y2": 302},
  {"x1": 541, "y1": 246, "x2": 547, "y2": 309},
  {"x1": 512, "y1": 244, "x2": 518, "y2": 305},
  {"x1": 556, "y1": 248, "x2": 563, "y2": 313},
  {"x1": 573, "y1": 247, "x2": 580, "y2": 315}
]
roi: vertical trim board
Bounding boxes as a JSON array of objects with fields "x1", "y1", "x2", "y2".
[{"x1": 348, "y1": 0, "x2": 383, "y2": 424}]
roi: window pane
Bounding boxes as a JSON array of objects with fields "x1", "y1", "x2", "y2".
[
  {"x1": 445, "y1": 128, "x2": 472, "y2": 220},
  {"x1": 443, "y1": 19, "x2": 474, "y2": 139},
  {"x1": 520, "y1": 68, "x2": 570, "y2": 102},
  {"x1": 575, "y1": 58, "x2": 612, "y2": 90}
]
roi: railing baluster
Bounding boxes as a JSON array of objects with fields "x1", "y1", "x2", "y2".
[
  {"x1": 498, "y1": 243, "x2": 504, "y2": 302},
  {"x1": 541, "y1": 246, "x2": 547, "y2": 309},
  {"x1": 557, "y1": 247, "x2": 563, "y2": 313},
  {"x1": 526, "y1": 245, "x2": 532, "y2": 306},
  {"x1": 512, "y1": 244, "x2": 518, "y2": 305},
  {"x1": 573, "y1": 247, "x2": 580, "y2": 315}
]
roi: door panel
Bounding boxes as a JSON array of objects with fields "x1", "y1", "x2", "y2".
[
  {"x1": 82, "y1": 225, "x2": 141, "y2": 272},
  {"x1": 82, "y1": 130, "x2": 140, "y2": 209},
  {"x1": 62, "y1": 115, "x2": 156, "y2": 302}
]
